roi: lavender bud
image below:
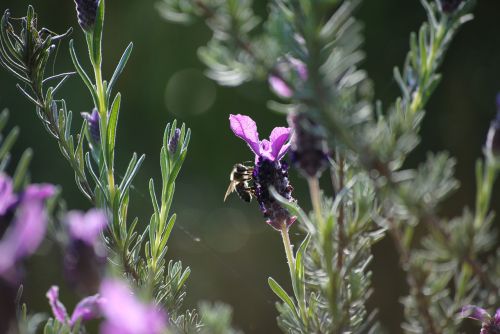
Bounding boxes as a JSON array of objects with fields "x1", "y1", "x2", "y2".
[
  {"x1": 288, "y1": 112, "x2": 329, "y2": 178},
  {"x1": 74, "y1": 0, "x2": 100, "y2": 32},
  {"x1": 168, "y1": 128, "x2": 181, "y2": 154},
  {"x1": 253, "y1": 157, "x2": 296, "y2": 231},
  {"x1": 81, "y1": 109, "x2": 100, "y2": 144},
  {"x1": 485, "y1": 94, "x2": 500, "y2": 158},
  {"x1": 439, "y1": 0, "x2": 463, "y2": 13}
]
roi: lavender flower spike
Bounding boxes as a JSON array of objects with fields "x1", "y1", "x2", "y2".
[
  {"x1": 229, "y1": 114, "x2": 296, "y2": 230},
  {"x1": 47, "y1": 286, "x2": 102, "y2": 327},
  {"x1": 74, "y1": 0, "x2": 100, "y2": 32},
  {"x1": 460, "y1": 305, "x2": 500, "y2": 334},
  {"x1": 64, "y1": 209, "x2": 107, "y2": 294},
  {"x1": 0, "y1": 183, "x2": 55, "y2": 278},
  {"x1": 100, "y1": 279, "x2": 167, "y2": 334}
]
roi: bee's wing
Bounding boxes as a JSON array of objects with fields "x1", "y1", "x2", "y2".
[{"x1": 224, "y1": 181, "x2": 237, "y2": 202}]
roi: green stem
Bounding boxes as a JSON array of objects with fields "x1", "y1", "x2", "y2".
[
  {"x1": 308, "y1": 177, "x2": 322, "y2": 225},
  {"x1": 474, "y1": 157, "x2": 498, "y2": 229},
  {"x1": 280, "y1": 223, "x2": 295, "y2": 278}
]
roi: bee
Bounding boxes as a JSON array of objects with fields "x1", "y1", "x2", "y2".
[{"x1": 224, "y1": 163, "x2": 255, "y2": 203}]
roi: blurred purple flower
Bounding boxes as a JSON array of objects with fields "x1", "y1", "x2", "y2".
[
  {"x1": 229, "y1": 114, "x2": 296, "y2": 230},
  {"x1": 0, "y1": 182, "x2": 55, "y2": 280},
  {"x1": 0, "y1": 174, "x2": 17, "y2": 216},
  {"x1": 268, "y1": 57, "x2": 308, "y2": 98},
  {"x1": 47, "y1": 286, "x2": 102, "y2": 326},
  {"x1": 82, "y1": 108, "x2": 101, "y2": 144},
  {"x1": 66, "y1": 209, "x2": 107, "y2": 246},
  {"x1": 64, "y1": 209, "x2": 107, "y2": 294},
  {"x1": 288, "y1": 112, "x2": 329, "y2": 178},
  {"x1": 461, "y1": 305, "x2": 500, "y2": 334},
  {"x1": 100, "y1": 279, "x2": 167, "y2": 334}
]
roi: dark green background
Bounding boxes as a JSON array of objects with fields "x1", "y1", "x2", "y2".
[{"x1": 0, "y1": 1, "x2": 499, "y2": 333}]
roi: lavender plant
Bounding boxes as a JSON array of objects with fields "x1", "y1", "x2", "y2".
[
  {"x1": 0, "y1": 1, "x2": 208, "y2": 333},
  {"x1": 159, "y1": 0, "x2": 500, "y2": 333}
]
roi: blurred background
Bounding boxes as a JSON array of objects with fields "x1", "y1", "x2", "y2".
[{"x1": 0, "y1": 0, "x2": 499, "y2": 333}]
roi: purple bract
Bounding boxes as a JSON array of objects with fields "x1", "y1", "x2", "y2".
[
  {"x1": 47, "y1": 285, "x2": 102, "y2": 327},
  {"x1": 461, "y1": 305, "x2": 500, "y2": 334},
  {"x1": 99, "y1": 279, "x2": 167, "y2": 334}
]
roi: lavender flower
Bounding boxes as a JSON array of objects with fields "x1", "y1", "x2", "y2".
[
  {"x1": 168, "y1": 128, "x2": 181, "y2": 154},
  {"x1": 485, "y1": 94, "x2": 500, "y2": 158},
  {"x1": 0, "y1": 179, "x2": 54, "y2": 331},
  {"x1": 461, "y1": 305, "x2": 500, "y2": 334},
  {"x1": 64, "y1": 209, "x2": 107, "y2": 294},
  {"x1": 82, "y1": 108, "x2": 100, "y2": 144},
  {"x1": 47, "y1": 286, "x2": 102, "y2": 327},
  {"x1": 439, "y1": 0, "x2": 463, "y2": 13},
  {"x1": 229, "y1": 114, "x2": 296, "y2": 230},
  {"x1": 0, "y1": 182, "x2": 55, "y2": 280},
  {"x1": 74, "y1": 0, "x2": 100, "y2": 32},
  {"x1": 99, "y1": 279, "x2": 167, "y2": 334},
  {"x1": 268, "y1": 56, "x2": 308, "y2": 99},
  {"x1": 288, "y1": 112, "x2": 329, "y2": 178}
]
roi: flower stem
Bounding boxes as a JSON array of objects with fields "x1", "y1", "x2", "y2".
[
  {"x1": 280, "y1": 223, "x2": 295, "y2": 276},
  {"x1": 307, "y1": 177, "x2": 322, "y2": 224},
  {"x1": 474, "y1": 156, "x2": 498, "y2": 229}
]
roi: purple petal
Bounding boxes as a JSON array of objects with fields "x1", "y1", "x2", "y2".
[
  {"x1": 70, "y1": 294, "x2": 103, "y2": 325},
  {"x1": 269, "y1": 127, "x2": 291, "y2": 160},
  {"x1": 66, "y1": 209, "x2": 107, "y2": 245},
  {"x1": 0, "y1": 174, "x2": 17, "y2": 216},
  {"x1": 495, "y1": 309, "x2": 500, "y2": 322},
  {"x1": 269, "y1": 75, "x2": 293, "y2": 98},
  {"x1": 46, "y1": 286, "x2": 69, "y2": 323},
  {"x1": 259, "y1": 139, "x2": 274, "y2": 161},
  {"x1": 461, "y1": 305, "x2": 490, "y2": 322},
  {"x1": 0, "y1": 199, "x2": 47, "y2": 274},
  {"x1": 100, "y1": 279, "x2": 167, "y2": 334},
  {"x1": 229, "y1": 114, "x2": 261, "y2": 156},
  {"x1": 22, "y1": 184, "x2": 56, "y2": 201}
]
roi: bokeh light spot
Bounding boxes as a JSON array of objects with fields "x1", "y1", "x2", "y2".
[{"x1": 165, "y1": 68, "x2": 216, "y2": 116}]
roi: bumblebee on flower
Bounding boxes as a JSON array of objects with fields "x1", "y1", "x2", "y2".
[{"x1": 228, "y1": 114, "x2": 296, "y2": 231}]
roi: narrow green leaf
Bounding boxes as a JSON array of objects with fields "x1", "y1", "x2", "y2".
[
  {"x1": 268, "y1": 277, "x2": 297, "y2": 315},
  {"x1": 12, "y1": 148, "x2": 32, "y2": 191},
  {"x1": 106, "y1": 42, "x2": 133, "y2": 101},
  {"x1": 107, "y1": 93, "x2": 121, "y2": 163}
]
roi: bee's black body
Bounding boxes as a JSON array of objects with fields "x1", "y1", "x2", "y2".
[{"x1": 224, "y1": 163, "x2": 255, "y2": 202}]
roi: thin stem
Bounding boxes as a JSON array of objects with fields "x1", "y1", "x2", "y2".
[
  {"x1": 388, "y1": 219, "x2": 438, "y2": 334},
  {"x1": 336, "y1": 157, "x2": 345, "y2": 270},
  {"x1": 474, "y1": 157, "x2": 498, "y2": 229},
  {"x1": 280, "y1": 223, "x2": 295, "y2": 276},
  {"x1": 308, "y1": 177, "x2": 322, "y2": 224}
]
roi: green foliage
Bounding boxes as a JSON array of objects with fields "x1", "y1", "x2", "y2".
[
  {"x1": 0, "y1": 2, "x2": 197, "y2": 331},
  {"x1": 198, "y1": 302, "x2": 241, "y2": 334},
  {"x1": 158, "y1": 0, "x2": 500, "y2": 333}
]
